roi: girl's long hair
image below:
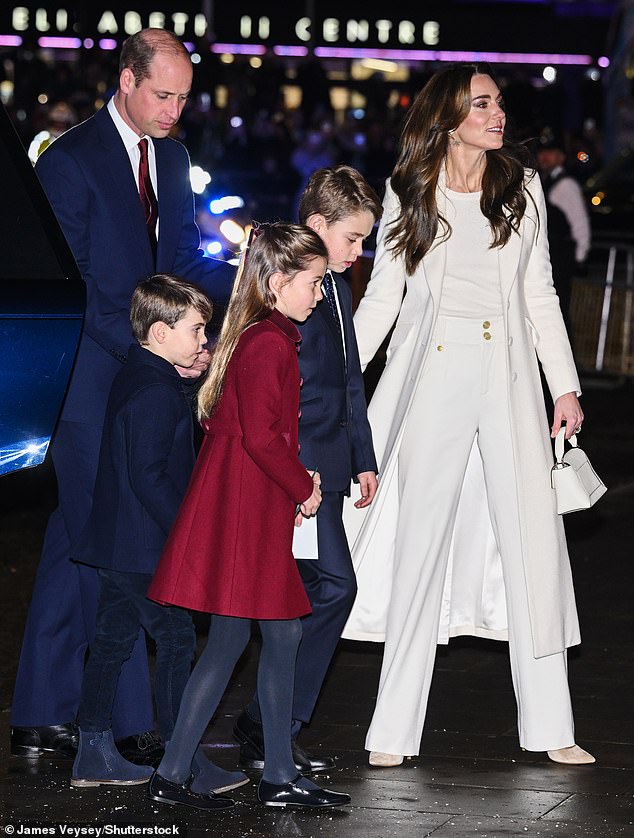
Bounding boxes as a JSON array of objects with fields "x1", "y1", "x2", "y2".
[
  {"x1": 197, "y1": 223, "x2": 327, "y2": 420},
  {"x1": 387, "y1": 63, "x2": 533, "y2": 275}
]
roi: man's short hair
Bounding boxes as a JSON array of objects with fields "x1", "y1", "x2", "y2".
[
  {"x1": 120, "y1": 28, "x2": 190, "y2": 86},
  {"x1": 298, "y1": 165, "x2": 383, "y2": 226},
  {"x1": 130, "y1": 274, "x2": 213, "y2": 343}
]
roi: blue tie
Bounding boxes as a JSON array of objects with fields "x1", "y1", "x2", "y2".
[{"x1": 322, "y1": 271, "x2": 342, "y2": 339}]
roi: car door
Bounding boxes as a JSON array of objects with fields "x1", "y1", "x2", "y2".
[{"x1": 0, "y1": 102, "x2": 84, "y2": 477}]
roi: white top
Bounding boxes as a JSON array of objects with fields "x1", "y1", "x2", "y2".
[
  {"x1": 438, "y1": 188, "x2": 503, "y2": 318},
  {"x1": 107, "y1": 98, "x2": 159, "y2": 237},
  {"x1": 547, "y1": 166, "x2": 591, "y2": 262}
]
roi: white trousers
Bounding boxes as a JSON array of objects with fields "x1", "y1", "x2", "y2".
[{"x1": 366, "y1": 315, "x2": 575, "y2": 756}]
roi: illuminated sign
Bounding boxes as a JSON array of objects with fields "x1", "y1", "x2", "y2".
[
  {"x1": 0, "y1": 3, "x2": 609, "y2": 55},
  {"x1": 10, "y1": 7, "x2": 208, "y2": 37},
  {"x1": 5, "y1": 5, "x2": 439, "y2": 47}
]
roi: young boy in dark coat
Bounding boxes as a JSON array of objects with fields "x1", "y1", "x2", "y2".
[{"x1": 70, "y1": 274, "x2": 246, "y2": 801}]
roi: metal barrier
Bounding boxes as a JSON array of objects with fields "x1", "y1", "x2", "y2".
[{"x1": 572, "y1": 241, "x2": 634, "y2": 377}]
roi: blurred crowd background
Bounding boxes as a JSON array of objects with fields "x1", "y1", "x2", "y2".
[{"x1": 2, "y1": 0, "x2": 634, "y2": 377}]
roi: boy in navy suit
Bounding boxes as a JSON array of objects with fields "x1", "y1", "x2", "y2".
[
  {"x1": 71, "y1": 275, "x2": 246, "y2": 798},
  {"x1": 235, "y1": 166, "x2": 381, "y2": 771}
]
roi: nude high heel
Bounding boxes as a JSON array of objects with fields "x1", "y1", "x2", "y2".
[
  {"x1": 368, "y1": 751, "x2": 404, "y2": 767},
  {"x1": 547, "y1": 745, "x2": 596, "y2": 765}
]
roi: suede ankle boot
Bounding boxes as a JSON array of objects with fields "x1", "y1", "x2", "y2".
[{"x1": 71, "y1": 729, "x2": 154, "y2": 787}]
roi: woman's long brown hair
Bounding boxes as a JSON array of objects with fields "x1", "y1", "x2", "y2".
[
  {"x1": 197, "y1": 223, "x2": 327, "y2": 420},
  {"x1": 387, "y1": 63, "x2": 533, "y2": 275}
]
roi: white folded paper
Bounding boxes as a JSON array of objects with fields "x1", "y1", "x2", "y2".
[{"x1": 292, "y1": 514, "x2": 319, "y2": 560}]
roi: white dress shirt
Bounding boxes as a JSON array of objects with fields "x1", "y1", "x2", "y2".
[{"x1": 547, "y1": 166, "x2": 591, "y2": 263}]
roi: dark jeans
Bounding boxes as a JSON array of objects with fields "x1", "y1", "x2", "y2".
[
  {"x1": 78, "y1": 569, "x2": 196, "y2": 739},
  {"x1": 11, "y1": 421, "x2": 154, "y2": 737}
]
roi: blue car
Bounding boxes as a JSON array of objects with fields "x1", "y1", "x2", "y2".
[{"x1": 0, "y1": 103, "x2": 84, "y2": 477}]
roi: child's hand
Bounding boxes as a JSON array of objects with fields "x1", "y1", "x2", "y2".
[
  {"x1": 354, "y1": 471, "x2": 378, "y2": 508},
  {"x1": 300, "y1": 482, "x2": 322, "y2": 517}
]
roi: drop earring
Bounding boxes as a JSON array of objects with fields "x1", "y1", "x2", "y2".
[{"x1": 448, "y1": 129, "x2": 460, "y2": 147}]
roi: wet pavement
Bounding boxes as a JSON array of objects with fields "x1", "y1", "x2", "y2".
[{"x1": 1, "y1": 378, "x2": 633, "y2": 837}]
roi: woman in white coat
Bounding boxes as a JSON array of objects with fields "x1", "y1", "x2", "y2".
[{"x1": 342, "y1": 64, "x2": 595, "y2": 767}]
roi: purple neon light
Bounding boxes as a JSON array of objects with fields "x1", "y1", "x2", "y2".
[
  {"x1": 38, "y1": 36, "x2": 82, "y2": 49},
  {"x1": 313, "y1": 46, "x2": 593, "y2": 65},
  {"x1": 211, "y1": 43, "x2": 267, "y2": 56},
  {"x1": 273, "y1": 45, "x2": 309, "y2": 57},
  {"x1": 99, "y1": 39, "x2": 118, "y2": 51},
  {"x1": 0, "y1": 35, "x2": 22, "y2": 47}
]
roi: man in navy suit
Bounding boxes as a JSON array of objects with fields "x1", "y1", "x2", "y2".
[
  {"x1": 10, "y1": 29, "x2": 233, "y2": 763},
  {"x1": 234, "y1": 166, "x2": 380, "y2": 772}
]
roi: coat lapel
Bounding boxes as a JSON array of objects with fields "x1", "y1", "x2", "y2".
[
  {"x1": 154, "y1": 138, "x2": 178, "y2": 268},
  {"x1": 498, "y1": 227, "x2": 523, "y2": 303},
  {"x1": 95, "y1": 108, "x2": 154, "y2": 272}
]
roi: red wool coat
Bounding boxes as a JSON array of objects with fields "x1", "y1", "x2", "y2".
[{"x1": 148, "y1": 310, "x2": 314, "y2": 620}]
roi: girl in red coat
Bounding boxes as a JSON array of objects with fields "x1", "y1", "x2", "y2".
[{"x1": 147, "y1": 223, "x2": 351, "y2": 811}]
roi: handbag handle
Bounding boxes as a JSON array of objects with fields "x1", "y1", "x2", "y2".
[{"x1": 554, "y1": 427, "x2": 579, "y2": 464}]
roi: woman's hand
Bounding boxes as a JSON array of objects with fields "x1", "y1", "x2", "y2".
[{"x1": 552, "y1": 392, "x2": 584, "y2": 440}]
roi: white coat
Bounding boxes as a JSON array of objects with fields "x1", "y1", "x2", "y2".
[{"x1": 342, "y1": 171, "x2": 581, "y2": 658}]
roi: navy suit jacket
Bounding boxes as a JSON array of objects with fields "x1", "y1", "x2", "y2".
[
  {"x1": 297, "y1": 273, "x2": 377, "y2": 493},
  {"x1": 35, "y1": 104, "x2": 234, "y2": 427},
  {"x1": 74, "y1": 344, "x2": 195, "y2": 574}
]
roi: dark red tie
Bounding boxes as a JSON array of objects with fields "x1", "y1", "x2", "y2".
[{"x1": 138, "y1": 138, "x2": 158, "y2": 261}]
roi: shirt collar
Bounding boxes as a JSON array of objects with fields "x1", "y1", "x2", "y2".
[{"x1": 107, "y1": 97, "x2": 151, "y2": 154}]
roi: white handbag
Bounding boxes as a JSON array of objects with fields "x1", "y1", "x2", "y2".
[{"x1": 550, "y1": 427, "x2": 607, "y2": 515}]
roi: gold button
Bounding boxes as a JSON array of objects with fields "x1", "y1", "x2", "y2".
[
  {"x1": 483, "y1": 332, "x2": 491, "y2": 340},
  {"x1": 483, "y1": 320, "x2": 490, "y2": 329},
  {"x1": 437, "y1": 345, "x2": 443, "y2": 351}
]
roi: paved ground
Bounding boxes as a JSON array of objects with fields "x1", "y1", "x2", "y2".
[{"x1": 1, "y1": 377, "x2": 632, "y2": 837}]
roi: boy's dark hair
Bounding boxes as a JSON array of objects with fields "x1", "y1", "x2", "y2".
[
  {"x1": 130, "y1": 274, "x2": 213, "y2": 343},
  {"x1": 298, "y1": 165, "x2": 383, "y2": 226}
]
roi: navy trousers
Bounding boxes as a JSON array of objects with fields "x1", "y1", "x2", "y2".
[
  {"x1": 79, "y1": 570, "x2": 195, "y2": 739},
  {"x1": 10, "y1": 420, "x2": 154, "y2": 737},
  {"x1": 293, "y1": 491, "x2": 357, "y2": 724}
]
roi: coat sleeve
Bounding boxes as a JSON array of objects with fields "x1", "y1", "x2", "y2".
[
  {"x1": 353, "y1": 180, "x2": 407, "y2": 369},
  {"x1": 521, "y1": 173, "x2": 581, "y2": 401},
  {"x1": 338, "y1": 281, "x2": 378, "y2": 478},
  {"x1": 168, "y1": 144, "x2": 236, "y2": 306},
  {"x1": 36, "y1": 143, "x2": 132, "y2": 362},
  {"x1": 235, "y1": 333, "x2": 314, "y2": 504},
  {"x1": 125, "y1": 384, "x2": 185, "y2": 534}
]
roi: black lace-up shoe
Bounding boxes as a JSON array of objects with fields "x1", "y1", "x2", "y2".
[
  {"x1": 233, "y1": 710, "x2": 335, "y2": 773},
  {"x1": 116, "y1": 731, "x2": 164, "y2": 767},
  {"x1": 11, "y1": 723, "x2": 79, "y2": 759}
]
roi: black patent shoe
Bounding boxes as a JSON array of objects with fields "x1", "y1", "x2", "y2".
[
  {"x1": 11, "y1": 724, "x2": 79, "y2": 759},
  {"x1": 148, "y1": 772, "x2": 235, "y2": 811},
  {"x1": 257, "y1": 775, "x2": 351, "y2": 809},
  {"x1": 116, "y1": 731, "x2": 164, "y2": 767},
  {"x1": 234, "y1": 710, "x2": 335, "y2": 774}
]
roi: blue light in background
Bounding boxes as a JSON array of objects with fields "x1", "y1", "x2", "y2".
[
  {"x1": 206, "y1": 240, "x2": 223, "y2": 255},
  {"x1": 208, "y1": 195, "x2": 245, "y2": 215}
]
